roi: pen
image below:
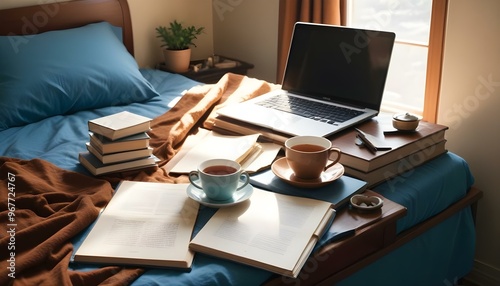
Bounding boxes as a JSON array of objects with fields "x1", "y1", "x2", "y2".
[{"x1": 355, "y1": 128, "x2": 377, "y2": 154}]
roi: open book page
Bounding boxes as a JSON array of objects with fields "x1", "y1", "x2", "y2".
[
  {"x1": 167, "y1": 129, "x2": 280, "y2": 174},
  {"x1": 189, "y1": 187, "x2": 334, "y2": 277},
  {"x1": 74, "y1": 181, "x2": 199, "y2": 268}
]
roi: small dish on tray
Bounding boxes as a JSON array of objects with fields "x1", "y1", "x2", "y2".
[
  {"x1": 350, "y1": 194, "x2": 383, "y2": 211},
  {"x1": 186, "y1": 183, "x2": 253, "y2": 208},
  {"x1": 271, "y1": 157, "x2": 344, "y2": 188}
]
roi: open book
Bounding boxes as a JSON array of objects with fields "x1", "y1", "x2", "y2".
[
  {"x1": 73, "y1": 181, "x2": 199, "y2": 269},
  {"x1": 166, "y1": 129, "x2": 281, "y2": 174},
  {"x1": 189, "y1": 187, "x2": 335, "y2": 278}
]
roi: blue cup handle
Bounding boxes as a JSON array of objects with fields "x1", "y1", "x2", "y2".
[
  {"x1": 189, "y1": 171, "x2": 203, "y2": 189},
  {"x1": 236, "y1": 171, "x2": 250, "y2": 191}
]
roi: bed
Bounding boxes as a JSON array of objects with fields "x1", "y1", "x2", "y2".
[{"x1": 0, "y1": 0, "x2": 482, "y2": 285}]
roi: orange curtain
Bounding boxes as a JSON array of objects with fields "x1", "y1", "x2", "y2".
[{"x1": 277, "y1": 0, "x2": 346, "y2": 82}]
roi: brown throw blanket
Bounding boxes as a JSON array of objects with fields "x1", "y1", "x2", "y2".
[{"x1": 0, "y1": 73, "x2": 278, "y2": 285}]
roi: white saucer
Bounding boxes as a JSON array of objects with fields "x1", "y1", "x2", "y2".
[
  {"x1": 271, "y1": 157, "x2": 344, "y2": 188},
  {"x1": 186, "y1": 183, "x2": 253, "y2": 208}
]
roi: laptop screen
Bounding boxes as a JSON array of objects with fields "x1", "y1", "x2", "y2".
[{"x1": 282, "y1": 22, "x2": 395, "y2": 111}]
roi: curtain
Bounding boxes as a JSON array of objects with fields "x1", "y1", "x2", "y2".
[{"x1": 277, "y1": 0, "x2": 346, "y2": 82}]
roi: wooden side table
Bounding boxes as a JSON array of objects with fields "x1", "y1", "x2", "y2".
[{"x1": 158, "y1": 55, "x2": 254, "y2": 84}]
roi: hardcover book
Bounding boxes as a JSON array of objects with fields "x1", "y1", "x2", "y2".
[
  {"x1": 73, "y1": 181, "x2": 199, "y2": 269},
  {"x1": 329, "y1": 115, "x2": 448, "y2": 173},
  {"x1": 86, "y1": 143, "x2": 153, "y2": 164},
  {"x1": 189, "y1": 187, "x2": 335, "y2": 278},
  {"x1": 78, "y1": 152, "x2": 157, "y2": 176},
  {"x1": 88, "y1": 111, "x2": 152, "y2": 141},
  {"x1": 344, "y1": 140, "x2": 448, "y2": 187},
  {"x1": 89, "y1": 132, "x2": 150, "y2": 154}
]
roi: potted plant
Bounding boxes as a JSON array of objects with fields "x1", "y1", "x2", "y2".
[{"x1": 156, "y1": 20, "x2": 204, "y2": 73}]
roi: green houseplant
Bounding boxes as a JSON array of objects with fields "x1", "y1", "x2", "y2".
[{"x1": 156, "y1": 20, "x2": 204, "y2": 73}]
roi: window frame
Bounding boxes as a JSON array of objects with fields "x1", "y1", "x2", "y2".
[
  {"x1": 423, "y1": 0, "x2": 448, "y2": 123},
  {"x1": 345, "y1": 0, "x2": 448, "y2": 123}
]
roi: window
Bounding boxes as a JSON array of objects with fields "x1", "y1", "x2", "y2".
[{"x1": 346, "y1": 0, "x2": 446, "y2": 122}]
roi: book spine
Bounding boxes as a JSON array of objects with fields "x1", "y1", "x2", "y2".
[
  {"x1": 213, "y1": 118, "x2": 288, "y2": 145},
  {"x1": 344, "y1": 140, "x2": 447, "y2": 187}
]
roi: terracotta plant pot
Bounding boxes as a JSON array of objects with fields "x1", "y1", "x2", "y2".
[{"x1": 162, "y1": 48, "x2": 191, "y2": 73}]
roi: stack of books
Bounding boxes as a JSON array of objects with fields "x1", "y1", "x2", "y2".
[
  {"x1": 213, "y1": 113, "x2": 448, "y2": 187},
  {"x1": 329, "y1": 116, "x2": 448, "y2": 187},
  {"x1": 78, "y1": 111, "x2": 158, "y2": 176}
]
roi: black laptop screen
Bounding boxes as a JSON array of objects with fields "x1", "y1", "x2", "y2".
[{"x1": 282, "y1": 23, "x2": 395, "y2": 111}]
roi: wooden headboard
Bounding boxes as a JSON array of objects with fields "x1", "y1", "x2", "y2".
[{"x1": 0, "y1": 0, "x2": 134, "y2": 55}]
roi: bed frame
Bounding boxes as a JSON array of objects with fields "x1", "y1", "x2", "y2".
[{"x1": 0, "y1": 0, "x2": 483, "y2": 284}]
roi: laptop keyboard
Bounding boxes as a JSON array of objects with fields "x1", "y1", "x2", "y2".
[{"x1": 256, "y1": 94, "x2": 364, "y2": 124}]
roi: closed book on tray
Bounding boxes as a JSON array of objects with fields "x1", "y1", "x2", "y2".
[
  {"x1": 78, "y1": 152, "x2": 157, "y2": 176},
  {"x1": 344, "y1": 140, "x2": 448, "y2": 187},
  {"x1": 330, "y1": 114, "x2": 448, "y2": 172},
  {"x1": 88, "y1": 111, "x2": 152, "y2": 141},
  {"x1": 189, "y1": 187, "x2": 335, "y2": 278},
  {"x1": 73, "y1": 181, "x2": 198, "y2": 269},
  {"x1": 89, "y1": 132, "x2": 150, "y2": 154},
  {"x1": 86, "y1": 143, "x2": 153, "y2": 164}
]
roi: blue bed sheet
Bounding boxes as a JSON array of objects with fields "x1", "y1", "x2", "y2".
[
  {"x1": 374, "y1": 151, "x2": 475, "y2": 233},
  {"x1": 0, "y1": 69, "x2": 477, "y2": 285}
]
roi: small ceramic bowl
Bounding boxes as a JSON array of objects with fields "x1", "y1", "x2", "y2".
[
  {"x1": 392, "y1": 113, "x2": 421, "y2": 131},
  {"x1": 350, "y1": 194, "x2": 383, "y2": 211}
]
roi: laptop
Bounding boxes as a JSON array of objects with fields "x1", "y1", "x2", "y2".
[{"x1": 216, "y1": 22, "x2": 395, "y2": 137}]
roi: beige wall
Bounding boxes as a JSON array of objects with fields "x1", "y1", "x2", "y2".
[
  {"x1": 212, "y1": 0, "x2": 279, "y2": 83},
  {"x1": 439, "y1": 0, "x2": 500, "y2": 284}
]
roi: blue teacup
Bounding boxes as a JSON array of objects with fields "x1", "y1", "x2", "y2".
[{"x1": 189, "y1": 159, "x2": 250, "y2": 201}]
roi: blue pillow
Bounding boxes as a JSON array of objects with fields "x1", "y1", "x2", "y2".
[{"x1": 0, "y1": 22, "x2": 159, "y2": 131}]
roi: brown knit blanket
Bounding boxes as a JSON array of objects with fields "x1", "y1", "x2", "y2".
[{"x1": 0, "y1": 73, "x2": 278, "y2": 285}]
